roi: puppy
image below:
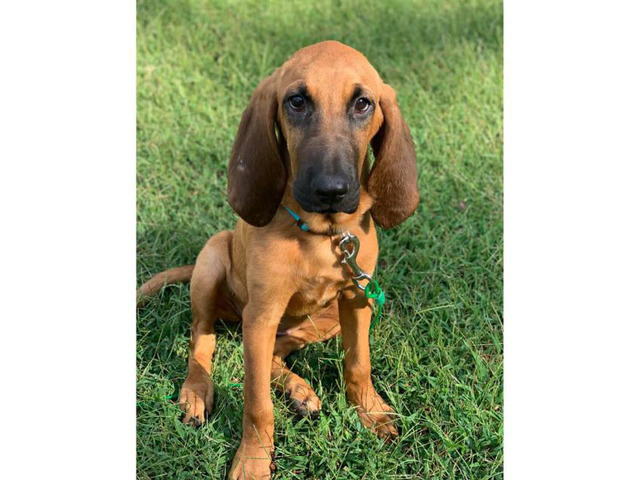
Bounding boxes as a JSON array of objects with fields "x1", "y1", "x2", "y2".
[{"x1": 138, "y1": 40, "x2": 418, "y2": 479}]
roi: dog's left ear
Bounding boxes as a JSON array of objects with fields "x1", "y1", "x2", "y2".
[
  {"x1": 368, "y1": 84, "x2": 419, "y2": 228},
  {"x1": 227, "y1": 72, "x2": 286, "y2": 227}
]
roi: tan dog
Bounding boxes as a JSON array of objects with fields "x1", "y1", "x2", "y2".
[{"x1": 138, "y1": 40, "x2": 418, "y2": 479}]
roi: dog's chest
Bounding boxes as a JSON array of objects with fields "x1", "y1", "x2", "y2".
[
  {"x1": 286, "y1": 275, "x2": 348, "y2": 316},
  {"x1": 284, "y1": 245, "x2": 350, "y2": 316}
]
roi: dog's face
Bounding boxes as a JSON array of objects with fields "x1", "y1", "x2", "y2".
[
  {"x1": 228, "y1": 41, "x2": 418, "y2": 229},
  {"x1": 276, "y1": 51, "x2": 385, "y2": 215}
]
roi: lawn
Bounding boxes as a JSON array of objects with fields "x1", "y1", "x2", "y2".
[{"x1": 137, "y1": 0, "x2": 503, "y2": 478}]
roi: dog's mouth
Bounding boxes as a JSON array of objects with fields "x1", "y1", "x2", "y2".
[
  {"x1": 297, "y1": 200, "x2": 359, "y2": 215},
  {"x1": 318, "y1": 203, "x2": 357, "y2": 214},
  {"x1": 292, "y1": 184, "x2": 360, "y2": 215}
]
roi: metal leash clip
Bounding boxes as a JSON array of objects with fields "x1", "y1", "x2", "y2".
[{"x1": 339, "y1": 232, "x2": 373, "y2": 291}]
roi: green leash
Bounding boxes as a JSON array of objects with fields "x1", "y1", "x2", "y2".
[{"x1": 364, "y1": 278, "x2": 385, "y2": 331}]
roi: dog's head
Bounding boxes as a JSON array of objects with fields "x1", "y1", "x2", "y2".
[{"x1": 227, "y1": 41, "x2": 419, "y2": 229}]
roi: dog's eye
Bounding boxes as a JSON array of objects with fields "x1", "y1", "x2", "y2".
[
  {"x1": 354, "y1": 97, "x2": 371, "y2": 114},
  {"x1": 288, "y1": 95, "x2": 306, "y2": 112}
]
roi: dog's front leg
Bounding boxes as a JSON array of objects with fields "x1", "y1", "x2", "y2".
[
  {"x1": 338, "y1": 289, "x2": 398, "y2": 439},
  {"x1": 229, "y1": 299, "x2": 287, "y2": 480}
]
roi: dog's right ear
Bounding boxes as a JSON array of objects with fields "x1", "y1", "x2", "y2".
[
  {"x1": 227, "y1": 72, "x2": 286, "y2": 227},
  {"x1": 368, "y1": 84, "x2": 419, "y2": 228}
]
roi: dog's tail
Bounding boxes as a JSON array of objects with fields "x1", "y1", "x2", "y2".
[{"x1": 137, "y1": 265, "x2": 195, "y2": 308}]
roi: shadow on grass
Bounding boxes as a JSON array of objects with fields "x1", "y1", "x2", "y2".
[{"x1": 137, "y1": 300, "x2": 348, "y2": 458}]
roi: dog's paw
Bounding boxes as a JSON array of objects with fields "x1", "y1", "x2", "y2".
[
  {"x1": 228, "y1": 440, "x2": 275, "y2": 479},
  {"x1": 348, "y1": 386, "x2": 399, "y2": 439},
  {"x1": 357, "y1": 405, "x2": 399, "y2": 439},
  {"x1": 179, "y1": 375, "x2": 214, "y2": 427},
  {"x1": 284, "y1": 378, "x2": 321, "y2": 417}
]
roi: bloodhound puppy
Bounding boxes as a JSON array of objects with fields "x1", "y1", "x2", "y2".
[{"x1": 138, "y1": 40, "x2": 418, "y2": 479}]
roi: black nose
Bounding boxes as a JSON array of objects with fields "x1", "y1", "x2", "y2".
[{"x1": 313, "y1": 176, "x2": 349, "y2": 202}]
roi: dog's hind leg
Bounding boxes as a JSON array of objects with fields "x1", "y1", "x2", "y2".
[
  {"x1": 179, "y1": 230, "x2": 236, "y2": 426},
  {"x1": 271, "y1": 302, "x2": 341, "y2": 417}
]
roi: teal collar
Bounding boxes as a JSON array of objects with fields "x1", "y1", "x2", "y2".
[{"x1": 283, "y1": 206, "x2": 310, "y2": 232}]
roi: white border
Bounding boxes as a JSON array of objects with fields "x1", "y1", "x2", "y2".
[
  {"x1": 505, "y1": 1, "x2": 640, "y2": 478},
  {"x1": 0, "y1": 2, "x2": 136, "y2": 478},
  {"x1": 1, "y1": 1, "x2": 639, "y2": 478}
]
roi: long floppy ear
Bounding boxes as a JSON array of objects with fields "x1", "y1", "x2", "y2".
[
  {"x1": 227, "y1": 72, "x2": 286, "y2": 227},
  {"x1": 368, "y1": 84, "x2": 419, "y2": 228}
]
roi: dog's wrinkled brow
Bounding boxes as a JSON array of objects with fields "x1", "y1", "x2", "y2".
[
  {"x1": 350, "y1": 84, "x2": 374, "y2": 102},
  {"x1": 283, "y1": 82, "x2": 309, "y2": 101},
  {"x1": 350, "y1": 84, "x2": 363, "y2": 102}
]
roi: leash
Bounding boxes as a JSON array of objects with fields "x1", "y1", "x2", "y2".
[{"x1": 283, "y1": 206, "x2": 386, "y2": 331}]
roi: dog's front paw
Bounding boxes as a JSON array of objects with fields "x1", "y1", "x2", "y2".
[
  {"x1": 348, "y1": 384, "x2": 399, "y2": 439},
  {"x1": 284, "y1": 377, "x2": 322, "y2": 417},
  {"x1": 228, "y1": 440, "x2": 275, "y2": 479},
  {"x1": 179, "y1": 374, "x2": 213, "y2": 427}
]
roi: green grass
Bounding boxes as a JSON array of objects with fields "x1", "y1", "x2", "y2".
[{"x1": 137, "y1": 0, "x2": 503, "y2": 478}]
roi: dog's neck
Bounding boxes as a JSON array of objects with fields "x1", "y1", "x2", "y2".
[{"x1": 279, "y1": 183, "x2": 374, "y2": 236}]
